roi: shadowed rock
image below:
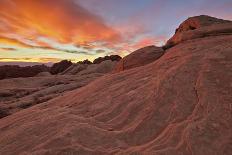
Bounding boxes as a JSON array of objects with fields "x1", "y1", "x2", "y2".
[
  {"x1": 93, "y1": 55, "x2": 122, "y2": 64},
  {"x1": 50, "y1": 60, "x2": 73, "y2": 75},
  {"x1": 114, "y1": 45, "x2": 164, "y2": 72},
  {"x1": 0, "y1": 65, "x2": 50, "y2": 80}
]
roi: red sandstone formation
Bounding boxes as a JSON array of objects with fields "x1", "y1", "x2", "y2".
[
  {"x1": 0, "y1": 65, "x2": 50, "y2": 80},
  {"x1": 114, "y1": 45, "x2": 164, "y2": 72},
  {"x1": 50, "y1": 60, "x2": 73, "y2": 75},
  {"x1": 164, "y1": 15, "x2": 232, "y2": 49},
  {"x1": 0, "y1": 15, "x2": 231, "y2": 155},
  {"x1": 93, "y1": 55, "x2": 122, "y2": 64}
]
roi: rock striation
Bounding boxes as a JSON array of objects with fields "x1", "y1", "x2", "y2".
[
  {"x1": 93, "y1": 55, "x2": 122, "y2": 64},
  {"x1": 164, "y1": 15, "x2": 232, "y2": 49},
  {"x1": 0, "y1": 15, "x2": 231, "y2": 155},
  {"x1": 50, "y1": 60, "x2": 73, "y2": 75},
  {"x1": 114, "y1": 45, "x2": 164, "y2": 72}
]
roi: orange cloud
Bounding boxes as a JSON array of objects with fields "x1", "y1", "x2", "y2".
[
  {"x1": 0, "y1": 36, "x2": 35, "y2": 48},
  {"x1": 0, "y1": 57, "x2": 62, "y2": 63},
  {"x1": 0, "y1": 0, "x2": 168, "y2": 62},
  {"x1": 132, "y1": 36, "x2": 167, "y2": 49},
  {"x1": 0, "y1": 0, "x2": 121, "y2": 48}
]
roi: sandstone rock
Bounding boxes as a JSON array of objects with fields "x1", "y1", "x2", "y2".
[
  {"x1": 60, "y1": 64, "x2": 88, "y2": 75},
  {"x1": 0, "y1": 16, "x2": 231, "y2": 155},
  {"x1": 77, "y1": 59, "x2": 92, "y2": 65},
  {"x1": 164, "y1": 15, "x2": 232, "y2": 49},
  {"x1": 61, "y1": 60, "x2": 117, "y2": 75},
  {"x1": 114, "y1": 45, "x2": 164, "y2": 72},
  {"x1": 93, "y1": 55, "x2": 122, "y2": 64},
  {"x1": 77, "y1": 60, "x2": 117, "y2": 75},
  {"x1": 35, "y1": 72, "x2": 51, "y2": 77},
  {"x1": 50, "y1": 60, "x2": 72, "y2": 75},
  {"x1": 0, "y1": 65, "x2": 50, "y2": 80}
]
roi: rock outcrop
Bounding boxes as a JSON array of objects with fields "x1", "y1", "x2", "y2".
[
  {"x1": 60, "y1": 64, "x2": 88, "y2": 75},
  {"x1": 77, "y1": 60, "x2": 117, "y2": 75},
  {"x1": 0, "y1": 65, "x2": 50, "y2": 80},
  {"x1": 93, "y1": 55, "x2": 122, "y2": 64},
  {"x1": 164, "y1": 15, "x2": 232, "y2": 49},
  {"x1": 62, "y1": 57, "x2": 121, "y2": 75},
  {"x1": 114, "y1": 45, "x2": 164, "y2": 72},
  {"x1": 0, "y1": 15, "x2": 231, "y2": 155},
  {"x1": 50, "y1": 60, "x2": 73, "y2": 75}
]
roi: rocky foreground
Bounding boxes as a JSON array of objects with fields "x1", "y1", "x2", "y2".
[{"x1": 0, "y1": 15, "x2": 231, "y2": 155}]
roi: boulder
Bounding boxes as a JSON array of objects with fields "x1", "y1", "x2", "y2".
[
  {"x1": 60, "y1": 64, "x2": 88, "y2": 75},
  {"x1": 114, "y1": 45, "x2": 164, "y2": 72},
  {"x1": 164, "y1": 15, "x2": 232, "y2": 49},
  {"x1": 50, "y1": 60, "x2": 72, "y2": 75},
  {"x1": 93, "y1": 55, "x2": 121, "y2": 64},
  {"x1": 0, "y1": 65, "x2": 50, "y2": 80}
]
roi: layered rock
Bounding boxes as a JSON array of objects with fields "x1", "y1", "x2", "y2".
[
  {"x1": 93, "y1": 55, "x2": 122, "y2": 64},
  {"x1": 50, "y1": 60, "x2": 73, "y2": 75},
  {"x1": 62, "y1": 56, "x2": 121, "y2": 75},
  {"x1": 77, "y1": 60, "x2": 117, "y2": 75},
  {"x1": 0, "y1": 16, "x2": 231, "y2": 155},
  {"x1": 60, "y1": 64, "x2": 88, "y2": 75},
  {"x1": 0, "y1": 65, "x2": 50, "y2": 80},
  {"x1": 164, "y1": 15, "x2": 232, "y2": 49},
  {"x1": 114, "y1": 45, "x2": 164, "y2": 72}
]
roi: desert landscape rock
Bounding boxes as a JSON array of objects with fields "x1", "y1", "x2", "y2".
[
  {"x1": 0, "y1": 65, "x2": 50, "y2": 80},
  {"x1": 50, "y1": 60, "x2": 73, "y2": 75},
  {"x1": 61, "y1": 58, "x2": 120, "y2": 75},
  {"x1": 0, "y1": 59, "x2": 119, "y2": 118},
  {"x1": 164, "y1": 15, "x2": 232, "y2": 49},
  {"x1": 93, "y1": 55, "x2": 122, "y2": 64},
  {"x1": 114, "y1": 45, "x2": 164, "y2": 72},
  {"x1": 0, "y1": 15, "x2": 231, "y2": 155}
]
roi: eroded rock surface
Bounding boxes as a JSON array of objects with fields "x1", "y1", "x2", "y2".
[
  {"x1": 0, "y1": 16, "x2": 231, "y2": 155},
  {"x1": 0, "y1": 65, "x2": 50, "y2": 80},
  {"x1": 114, "y1": 45, "x2": 164, "y2": 72},
  {"x1": 164, "y1": 15, "x2": 232, "y2": 49}
]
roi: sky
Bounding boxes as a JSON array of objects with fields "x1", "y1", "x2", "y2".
[{"x1": 0, "y1": 0, "x2": 231, "y2": 63}]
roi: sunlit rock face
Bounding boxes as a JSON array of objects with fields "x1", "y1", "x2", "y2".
[
  {"x1": 0, "y1": 16, "x2": 231, "y2": 155},
  {"x1": 164, "y1": 15, "x2": 232, "y2": 49},
  {"x1": 114, "y1": 45, "x2": 164, "y2": 72}
]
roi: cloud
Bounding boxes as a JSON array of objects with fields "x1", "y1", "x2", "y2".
[
  {"x1": 95, "y1": 49, "x2": 106, "y2": 54},
  {"x1": 0, "y1": 47, "x2": 16, "y2": 51},
  {"x1": 0, "y1": 57, "x2": 62, "y2": 63},
  {"x1": 0, "y1": 36, "x2": 37, "y2": 48},
  {"x1": 0, "y1": 0, "x2": 122, "y2": 54}
]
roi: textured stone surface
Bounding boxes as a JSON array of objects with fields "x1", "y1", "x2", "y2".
[
  {"x1": 114, "y1": 45, "x2": 164, "y2": 72},
  {"x1": 0, "y1": 65, "x2": 49, "y2": 80},
  {"x1": 164, "y1": 15, "x2": 232, "y2": 49},
  {"x1": 93, "y1": 55, "x2": 122, "y2": 64},
  {"x1": 50, "y1": 60, "x2": 73, "y2": 75},
  {"x1": 0, "y1": 16, "x2": 231, "y2": 155}
]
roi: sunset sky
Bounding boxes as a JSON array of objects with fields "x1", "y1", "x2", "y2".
[{"x1": 0, "y1": 0, "x2": 231, "y2": 63}]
